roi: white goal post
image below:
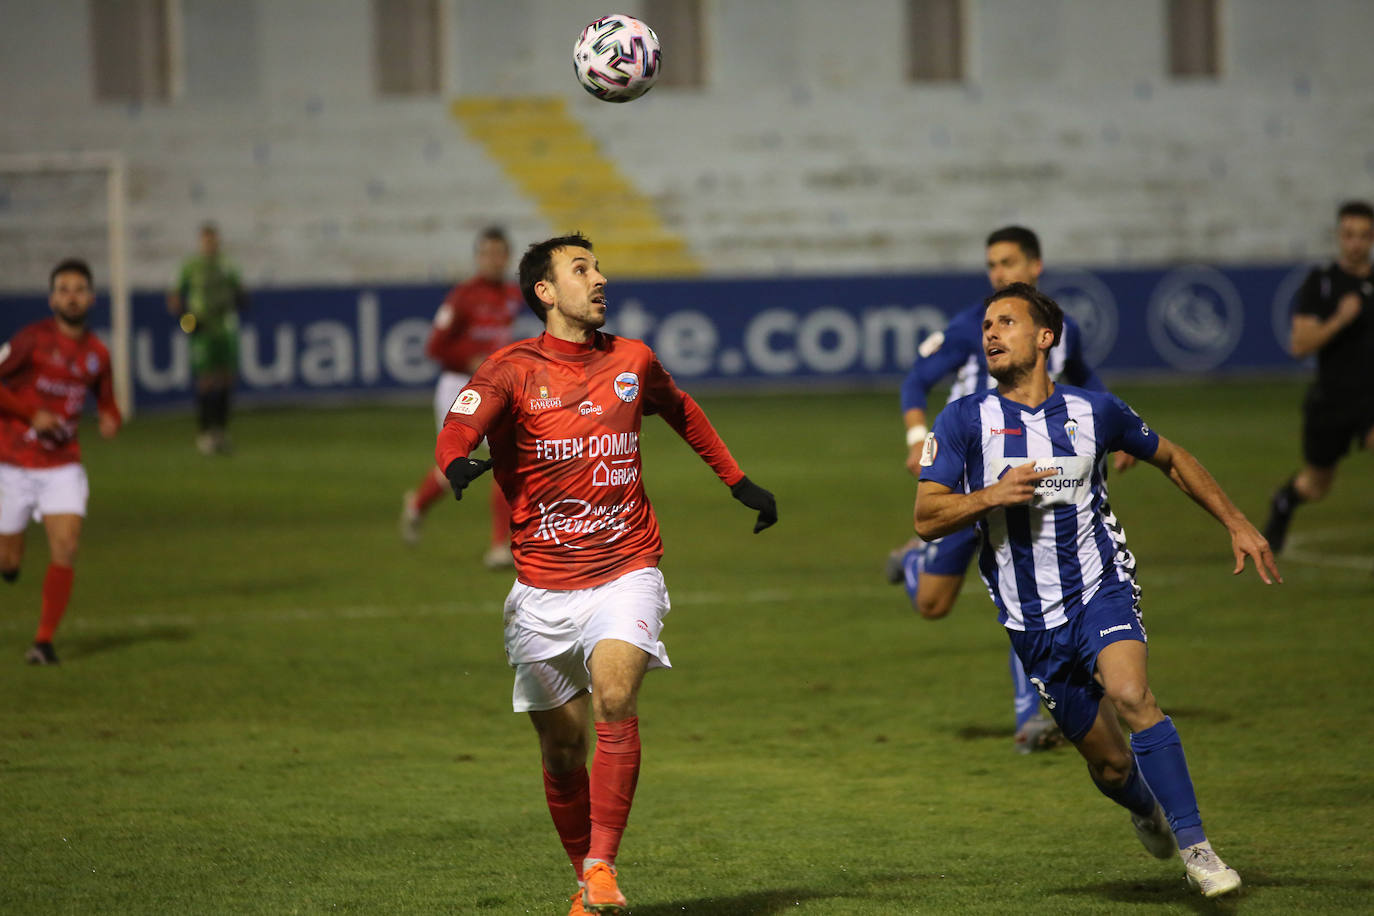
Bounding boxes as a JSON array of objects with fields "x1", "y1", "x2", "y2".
[{"x1": 0, "y1": 151, "x2": 133, "y2": 418}]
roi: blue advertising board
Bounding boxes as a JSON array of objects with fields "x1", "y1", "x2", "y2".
[{"x1": 0, "y1": 263, "x2": 1312, "y2": 409}]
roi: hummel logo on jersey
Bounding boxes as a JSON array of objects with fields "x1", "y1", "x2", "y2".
[
  {"x1": 992, "y1": 427, "x2": 1022, "y2": 436},
  {"x1": 1099, "y1": 623, "x2": 1133, "y2": 638}
]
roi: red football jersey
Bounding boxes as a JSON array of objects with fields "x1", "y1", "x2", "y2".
[
  {"x1": 436, "y1": 332, "x2": 745, "y2": 589},
  {"x1": 0, "y1": 318, "x2": 120, "y2": 468},
  {"x1": 426, "y1": 277, "x2": 521, "y2": 374}
]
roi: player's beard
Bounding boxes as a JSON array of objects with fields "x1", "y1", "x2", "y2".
[
  {"x1": 988, "y1": 350, "x2": 1037, "y2": 388},
  {"x1": 53, "y1": 306, "x2": 89, "y2": 331}
]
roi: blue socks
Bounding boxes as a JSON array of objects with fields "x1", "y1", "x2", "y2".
[
  {"x1": 900, "y1": 544, "x2": 923, "y2": 600},
  {"x1": 1010, "y1": 648, "x2": 1040, "y2": 732},
  {"x1": 1131, "y1": 716, "x2": 1206, "y2": 849}
]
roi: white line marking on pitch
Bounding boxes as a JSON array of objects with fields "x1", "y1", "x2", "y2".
[{"x1": 1281, "y1": 526, "x2": 1374, "y2": 573}]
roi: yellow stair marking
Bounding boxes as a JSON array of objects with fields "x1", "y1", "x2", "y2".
[{"x1": 452, "y1": 97, "x2": 700, "y2": 278}]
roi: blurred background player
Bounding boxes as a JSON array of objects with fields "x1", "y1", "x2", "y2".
[
  {"x1": 1263, "y1": 200, "x2": 1374, "y2": 552},
  {"x1": 400, "y1": 226, "x2": 519, "y2": 569},
  {"x1": 167, "y1": 221, "x2": 247, "y2": 455},
  {"x1": 886, "y1": 225, "x2": 1110, "y2": 753},
  {"x1": 915, "y1": 284, "x2": 1278, "y2": 899},
  {"x1": 435, "y1": 234, "x2": 777, "y2": 915},
  {"x1": 0, "y1": 258, "x2": 121, "y2": 665}
]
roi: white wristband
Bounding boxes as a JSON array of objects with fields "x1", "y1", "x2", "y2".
[{"x1": 905, "y1": 424, "x2": 928, "y2": 448}]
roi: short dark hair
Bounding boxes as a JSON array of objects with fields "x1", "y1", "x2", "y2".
[
  {"x1": 985, "y1": 281, "x2": 1062, "y2": 348},
  {"x1": 476, "y1": 225, "x2": 510, "y2": 250},
  {"x1": 518, "y1": 233, "x2": 593, "y2": 322},
  {"x1": 984, "y1": 225, "x2": 1042, "y2": 262},
  {"x1": 1337, "y1": 200, "x2": 1374, "y2": 222},
  {"x1": 49, "y1": 258, "x2": 93, "y2": 291}
]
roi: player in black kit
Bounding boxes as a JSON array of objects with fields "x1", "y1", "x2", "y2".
[{"x1": 1263, "y1": 200, "x2": 1374, "y2": 551}]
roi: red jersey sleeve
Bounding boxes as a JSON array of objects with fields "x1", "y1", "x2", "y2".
[
  {"x1": 425, "y1": 287, "x2": 468, "y2": 371},
  {"x1": 642, "y1": 354, "x2": 745, "y2": 487},
  {"x1": 94, "y1": 353, "x2": 122, "y2": 429},
  {"x1": 435, "y1": 354, "x2": 517, "y2": 470},
  {"x1": 0, "y1": 329, "x2": 35, "y2": 420}
]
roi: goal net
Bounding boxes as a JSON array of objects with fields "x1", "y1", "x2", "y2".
[{"x1": 0, "y1": 151, "x2": 133, "y2": 417}]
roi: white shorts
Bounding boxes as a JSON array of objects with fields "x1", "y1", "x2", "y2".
[
  {"x1": 0, "y1": 463, "x2": 89, "y2": 534},
  {"x1": 434, "y1": 371, "x2": 471, "y2": 432},
  {"x1": 505, "y1": 566, "x2": 673, "y2": 713}
]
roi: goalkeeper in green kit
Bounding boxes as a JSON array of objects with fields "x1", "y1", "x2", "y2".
[{"x1": 168, "y1": 222, "x2": 247, "y2": 455}]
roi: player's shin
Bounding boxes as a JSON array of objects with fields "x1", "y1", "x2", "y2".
[
  {"x1": 34, "y1": 563, "x2": 74, "y2": 643},
  {"x1": 587, "y1": 717, "x2": 641, "y2": 865},
  {"x1": 1010, "y1": 649, "x2": 1040, "y2": 732},
  {"x1": 1130, "y1": 716, "x2": 1205, "y2": 848},
  {"x1": 543, "y1": 765, "x2": 591, "y2": 878}
]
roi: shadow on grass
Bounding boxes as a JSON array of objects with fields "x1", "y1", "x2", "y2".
[
  {"x1": 955, "y1": 723, "x2": 1011, "y2": 742},
  {"x1": 628, "y1": 886, "x2": 841, "y2": 915},
  {"x1": 1055, "y1": 875, "x2": 1238, "y2": 912},
  {"x1": 61, "y1": 625, "x2": 193, "y2": 659}
]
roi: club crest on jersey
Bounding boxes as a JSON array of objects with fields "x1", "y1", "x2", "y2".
[
  {"x1": 614, "y1": 372, "x2": 640, "y2": 403},
  {"x1": 1064, "y1": 418, "x2": 1078, "y2": 445},
  {"x1": 450, "y1": 389, "x2": 481, "y2": 415},
  {"x1": 919, "y1": 434, "x2": 938, "y2": 467}
]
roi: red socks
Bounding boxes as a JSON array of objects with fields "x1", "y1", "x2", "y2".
[
  {"x1": 35, "y1": 563, "x2": 74, "y2": 643},
  {"x1": 543, "y1": 766, "x2": 591, "y2": 876},
  {"x1": 490, "y1": 483, "x2": 512, "y2": 549},
  {"x1": 588, "y1": 717, "x2": 641, "y2": 866},
  {"x1": 414, "y1": 468, "x2": 447, "y2": 513}
]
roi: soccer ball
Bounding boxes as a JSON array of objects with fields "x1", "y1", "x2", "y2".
[{"x1": 573, "y1": 14, "x2": 661, "y2": 103}]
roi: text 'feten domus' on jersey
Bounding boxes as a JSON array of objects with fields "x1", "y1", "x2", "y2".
[{"x1": 534, "y1": 432, "x2": 640, "y2": 462}]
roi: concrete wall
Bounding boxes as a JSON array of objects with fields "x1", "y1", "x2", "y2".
[{"x1": 1, "y1": 0, "x2": 1371, "y2": 291}]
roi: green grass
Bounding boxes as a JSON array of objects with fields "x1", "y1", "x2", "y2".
[{"x1": 1, "y1": 379, "x2": 1371, "y2": 914}]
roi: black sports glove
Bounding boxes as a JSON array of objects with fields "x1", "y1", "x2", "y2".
[
  {"x1": 444, "y1": 457, "x2": 492, "y2": 501},
  {"x1": 730, "y1": 476, "x2": 778, "y2": 534}
]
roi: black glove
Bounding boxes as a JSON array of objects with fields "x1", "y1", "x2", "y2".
[
  {"x1": 444, "y1": 457, "x2": 492, "y2": 501},
  {"x1": 730, "y1": 476, "x2": 778, "y2": 533}
]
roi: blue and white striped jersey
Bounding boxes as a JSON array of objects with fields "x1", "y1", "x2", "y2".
[{"x1": 920, "y1": 385, "x2": 1160, "y2": 631}]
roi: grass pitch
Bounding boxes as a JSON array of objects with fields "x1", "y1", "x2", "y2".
[{"x1": 1, "y1": 379, "x2": 1371, "y2": 914}]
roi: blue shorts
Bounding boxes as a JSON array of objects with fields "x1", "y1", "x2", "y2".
[
  {"x1": 923, "y1": 525, "x2": 979, "y2": 577},
  {"x1": 1005, "y1": 581, "x2": 1147, "y2": 743}
]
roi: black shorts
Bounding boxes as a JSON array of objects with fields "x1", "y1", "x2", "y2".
[{"x1": 1302, "y1": 387, "x2": 1374, "y2": 469}]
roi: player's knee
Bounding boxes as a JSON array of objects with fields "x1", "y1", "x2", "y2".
[
  {"x1": 49, "y1": 541, "x2": 80, "y2": 566},
  {"x1": 1106, "y1": 682, "x2": 1157, "y2": 722},
  {"x1": 1087, "y1": 755, "x2": 1134, "y2": 788},
  {"x1": 539, "y1": 730, "x2": 588, "y2": 772},
  {"x1": 591, "y1": 688, "x2": 637, "y2": 723},
  {"x1": 916, "y1": 593, "x2": 954, "y2": 620}
]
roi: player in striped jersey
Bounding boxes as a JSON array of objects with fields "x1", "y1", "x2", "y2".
[
  {"x1": 915, "y1": 283, "x2": 1279, "y2": 898},
  {"x1": 889, "y1": 226, "x2": 1113, "y2": 754}
]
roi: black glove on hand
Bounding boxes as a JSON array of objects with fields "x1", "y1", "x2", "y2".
[
  {"x1": 730, "y1": 476, "x2": 778, "y2": 533},
  {"x1": 444, "y1": 457, "x2": 492, "y2": 501}
]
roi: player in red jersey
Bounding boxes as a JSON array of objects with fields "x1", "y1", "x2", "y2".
[
  {"x1": 0, "y1": 259, "x2": 121, "y2": 665},
  {"x1": 435, "y1": 235, "x2": 777, "y2": 915},
  {"x1": 400, "y1": 226, "x2": 520, "y2": 568}
]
